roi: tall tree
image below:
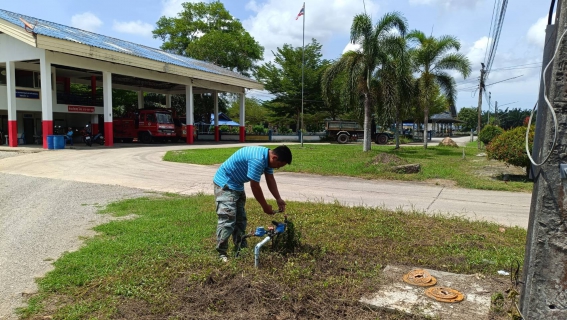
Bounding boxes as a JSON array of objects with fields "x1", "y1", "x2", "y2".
[
  {"x1": 322, "y1": 12, "x2": 408, "y2": 151},
  {"x1": 408, "y1": 31, "x2": 471, "y2": 148},
  {"x1": 153, "y1": 1, "x2": 263, "y2": 76},
  {"x1": 255, "y1": 39, "x2": 330, "y2": 131},
  {"x1": 457, "y1": 107, "x2": 479, "y2": 132},
  {"x1": 226, "y1": 97, "x2": 267, "y2": 126},
  {"x1": 374, "y1": 36, "x2": 414, "y2": 148}
]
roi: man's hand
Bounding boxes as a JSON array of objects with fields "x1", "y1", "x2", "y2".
[
  {"x1": 262, "y1": 205, "x2": 276, "y2": 215},
  {"x1": 276, "y1": 198, "x2": 286, "y2": 212}
]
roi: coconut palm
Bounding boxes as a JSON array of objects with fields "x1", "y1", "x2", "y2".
[
  {"x1": 374, "y1": 36, "x2": 414, "y2": 149},
  {"x1": 408, "y1": 31, "x2": 471, "y2": 148},
  {"x1": 322, "y1": 12, "x2": 408, "y2": 151}
]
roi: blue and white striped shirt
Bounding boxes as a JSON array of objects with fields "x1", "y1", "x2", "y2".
[{"x1": 213, "y1": 146, "x2": 274, "y2": 191}]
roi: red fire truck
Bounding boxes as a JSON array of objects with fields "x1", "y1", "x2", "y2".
[
  {"x1": 173, "y1": 116, "x2": 198, "y2": 142},
  {"x1": 113, "y1": 109, "x2": 175, "y2": 143}
]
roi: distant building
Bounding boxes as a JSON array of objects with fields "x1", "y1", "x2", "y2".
[{"x1": 0, "y1": 9, "x2": 262, "y2": 147}]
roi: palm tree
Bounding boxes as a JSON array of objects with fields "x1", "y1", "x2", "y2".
[
  {"x1": 374, "y1": 36, "x2": 414, "y2": 149},
  {"x1": 322, "y1": 12, "x2": 408, "y2": 151},
  {"x1": 408, "y1": 31, "x2": 471, "y2": 148}
]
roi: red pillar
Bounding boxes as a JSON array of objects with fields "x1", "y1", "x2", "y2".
[
  {"x1": 215, "y1": 126, "x2": 220, "y2": 141},
  {"x1": 8, "y1": 120, "x2": 17, "y2": 147},
  {"x1": 187, "y1": 124, "x2": 194, "y2": 144},
  {"x1": 42, "y1": 120, "x2": 53, "y2": 148},
  {"x1": 239, "y1": 126, "x2": 245, "y2": 142},
  {"x1": 104, "y1": 122, "x2": 113, "y2": 146}
]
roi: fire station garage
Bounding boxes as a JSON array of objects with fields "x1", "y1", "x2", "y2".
[{"x1": 0, "y1": 9, "x2": 263, "y2": 148}]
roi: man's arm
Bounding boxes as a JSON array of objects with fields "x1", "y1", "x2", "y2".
[
  {"x1": 265, "y1": 173, "x2": 286, "y2": 212},
  {"x1": 250, "y1": 180, "x2": 274, "y2": 215}
]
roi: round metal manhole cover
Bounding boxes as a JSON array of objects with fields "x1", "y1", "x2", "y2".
[
  {"x1": 402, "y1": 269, "x2": 437, "y2": 287},
  {"x1": 425, "y1": 287, "x2": 465, "y2": 303}
]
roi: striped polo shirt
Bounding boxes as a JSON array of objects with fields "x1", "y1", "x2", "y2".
[{"x1": 213, "y1": 146, "x2": 274, "y2": 191}]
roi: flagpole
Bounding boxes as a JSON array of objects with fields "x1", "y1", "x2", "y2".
[{"x1": 300, "y1": 2, "x2": 305, "y2": 147}]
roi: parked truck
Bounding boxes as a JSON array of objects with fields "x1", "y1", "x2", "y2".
[
  {"x1": 325, "y1": 120, "x2": 392, "y2": 144},
  {"x1": 113, "y1": 109, "x2": 175, "y2": 143},
  {"x1": 173, "y1": 116, "x2": 198, "y2": 142}
]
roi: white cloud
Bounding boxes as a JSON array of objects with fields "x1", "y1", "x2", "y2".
[
  {"x1": 409, "y1": 0, "x2": 482, "y2": 10},
  {"x1": 342, "y1": 42, "x2": 360, "y2": 54},
  {"x1": 161, "y1": 0, "x2": 199, "y2": 17},
  {"x1": 113, "y1": 20, "x2": 154, "y2": 37},
  {"x1": 527, "y1": 16, "x2": 547, "y2": 49},
  {"x1": 70, "y1": 12, "x2": 103, "y2": 32},
  {"x1": 466, "y1": 36, "x2": 492, "y2": 67},
  {"x1": 243, "y1": 0, "x2": 379, "y2": 62}
]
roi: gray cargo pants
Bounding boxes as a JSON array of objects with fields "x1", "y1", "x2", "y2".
[{"x1": 214, "y1": 184, "x2": 247, "y2": 256}]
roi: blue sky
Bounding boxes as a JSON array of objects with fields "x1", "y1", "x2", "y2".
[{"x1": 2, "y1": 0, "x2": 547, "y2": 114}]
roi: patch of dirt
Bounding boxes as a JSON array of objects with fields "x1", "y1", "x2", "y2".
[
  {"x1": 105, "y1": 253, "x2": 428, "y2": 320},
  {"x1": 473, "y1": 160, "x2": 527, "y2": 181},
  {"x1": 372, "y1": 153, "x2": 407, "y2": 166},
  {"x1": 425, "y1": 179, "x2": 458, "y2": 188}
]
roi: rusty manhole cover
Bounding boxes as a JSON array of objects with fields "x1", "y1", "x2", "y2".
[
  {"x1": 425, "y1": 287, "x2": 465, "y2": 303},
  {"x1": 402, "y1": 269, "x2": 437, "y2": 287}
]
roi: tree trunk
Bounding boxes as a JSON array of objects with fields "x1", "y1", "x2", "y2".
[
  {"x1": 363, "y1": 93, "x2": 372, "y2": 152},
  {"x1": 395, "y1": 107, "x2": 401, "y2": 149},
  {"x1": 423, "y1": 105, "x2": 429, "y2": 149}
]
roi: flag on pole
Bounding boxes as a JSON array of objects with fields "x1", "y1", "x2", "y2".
[{"x1": 295, "y1": 3, "x2": 304, "y2": 20}]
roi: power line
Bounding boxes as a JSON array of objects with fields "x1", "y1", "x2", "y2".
[
  {"x1": 484, "y1": 0, "x2": 509, "y2": 81},
  {"x1": 485, "y1": 74, "x2": 523, "y2": 87}
]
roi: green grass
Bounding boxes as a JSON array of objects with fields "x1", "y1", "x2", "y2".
[
  {"x1": 163, "y1": 142, "x2": 533, "y2": 192},
  {"x1": 19, "y1": 195, "x2": 527, "y2": 319}
]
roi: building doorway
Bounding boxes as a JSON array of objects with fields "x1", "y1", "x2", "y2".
[{"x1": 23, "y1": 117, "x2": 35, "y2": 144}]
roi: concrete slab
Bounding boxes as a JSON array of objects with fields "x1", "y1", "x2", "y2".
[{"x1": 360, "y1": 265, "x2": 500, "y2": 319}]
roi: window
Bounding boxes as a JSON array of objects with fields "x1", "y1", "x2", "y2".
[
  {"x1": 156, "y1": 113, "x2": 173, "y2": 124},
  {"x1": 146, "y1": 114, "x2": 156, "y2": 123},
  {"x1": 15, "y1": 70, "x2": 40, "y2": 88}
]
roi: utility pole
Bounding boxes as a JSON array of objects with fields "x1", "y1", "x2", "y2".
[
  {"x1": 476, "y1": 63, "x2": 485, "y2": 149},
  {"x1": 494, "y1": 101, "x2": 498, "y2": 125},
  {"x1": 520, "y1": 0, "x2": 567, "y2": 318},
  {"x1": 488, "y1": 92, "x2": 491, "y2": 124}
]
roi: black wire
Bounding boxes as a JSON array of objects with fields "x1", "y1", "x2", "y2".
[
  {"x1": 484, "y1": 0, "x2": 499, "y2": 65},
  {"x1": 549, "y1": 0, "x2": 557, "y2": 25}
]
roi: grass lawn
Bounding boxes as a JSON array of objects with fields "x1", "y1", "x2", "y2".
[
  {"x1": 19, "y1": 194, "x2": 526, "y2": 320},
  {"x1": 163, "y1": 142, "x2": 533, "y2": 193}
]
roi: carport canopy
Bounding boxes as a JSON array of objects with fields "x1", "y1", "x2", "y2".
[{"x1": 0, "y1": 9, "x2": 263, "y2": 147}]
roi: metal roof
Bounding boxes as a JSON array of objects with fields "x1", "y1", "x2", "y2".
[
  {"x1": 0, "y1": 9, "x2": 257, "y2": 84},
  {"x1": 430, "y1": 112, "x2": 463, "y2": 123}
]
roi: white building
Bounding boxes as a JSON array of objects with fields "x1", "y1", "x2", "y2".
[{"x1": 0, "y1": 9, "x2": 262, "y2": 147}]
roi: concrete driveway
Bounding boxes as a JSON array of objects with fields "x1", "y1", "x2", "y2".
[{"x1": 0, "y1": 139, "x2": 530, "y2": 229}]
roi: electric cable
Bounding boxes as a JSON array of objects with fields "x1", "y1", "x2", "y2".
[{"x1": 525, "y1": 27, "x2": 566, "y2": 167}]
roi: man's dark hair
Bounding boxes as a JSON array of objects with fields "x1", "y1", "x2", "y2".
[{"x1": 273, "y1": 145, "x2": 292, "y2": 165}]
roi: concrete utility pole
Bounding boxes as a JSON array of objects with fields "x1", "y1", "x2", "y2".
[
  {"x1": 488, "y1": 92, "x2": 491, "y2": 124},
  {"x1": 520, "y1": 0, "x2": 567, "y2": 318},
  {"x1": 494, "y1": 101, "x2": 498, "y2": 124},
  {"x1": 476, "y1": 63, "x2": 485, "y2": 149}
]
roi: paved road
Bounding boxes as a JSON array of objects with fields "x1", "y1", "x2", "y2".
[{"x1": 0, "y1": 139, "x2": 530, "y2": 229}]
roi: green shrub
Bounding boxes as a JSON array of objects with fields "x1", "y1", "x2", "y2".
[
  {"x1": 479, "y1": 125, "x2": 504, "y2": 145},
  {"x1": 252, "y1": 124, "x2": 267, "y2": 134},
  {"x1": 219, "y1": 125, "x2": 230, "y2": 132},
  {"x1": 486, "y1": 126, "x2": 534, "y2": 176}
]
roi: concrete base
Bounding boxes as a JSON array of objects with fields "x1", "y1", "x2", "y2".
[{"x1": 360, "y1": 265, "x2": 497, "y2": 319}]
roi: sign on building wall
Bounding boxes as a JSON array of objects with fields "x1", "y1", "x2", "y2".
[
  {"x1": 68, "y1": 106, "x2": 95, "y2": 113},
  {"x1": 15, "y1": 89, "x2": 40, "y2": 99}
]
